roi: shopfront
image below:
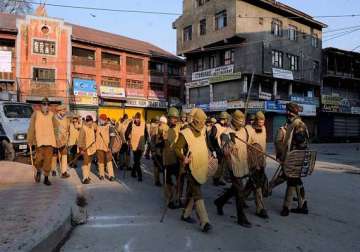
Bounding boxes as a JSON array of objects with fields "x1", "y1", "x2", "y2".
[
  {"x1": 98, "y1": 86, "x2": 126, "y2": 121},
  {"x1": 71, "y1": 78, "x2": 98, "y2": 120}
]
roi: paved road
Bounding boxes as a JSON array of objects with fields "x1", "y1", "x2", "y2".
[{"x1": 61, "y1": 144, "x2": 360, "y2": 252}]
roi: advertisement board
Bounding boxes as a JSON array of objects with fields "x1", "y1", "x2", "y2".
[
  {"x1": 73, "y1": 79, "x2": 98, "y2": 105},
  {"x1": 100, "y1": 86, "x2": 125, "y2": 99}
]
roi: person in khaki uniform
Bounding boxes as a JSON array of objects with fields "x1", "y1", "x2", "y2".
[
  {"x1": 78, "y1": 115, "x2": 97, "y2": 184},
  {"x1": 96, "y1": 114, "x2": 116, "y2": 182},
  {"x1": 118, "y1": 114, "x2": 131, "y2": 170},
  {"x1": 155, "y1": 116, "x2": 168, "y2": 184},
  {"x1": 27, "y1": 98, "x2": 56, "y2": 186},
  {"x1": 125, "y1": 112, "x2": 147, "y2": 182},
  {"x1": 214, "y1": 110, "x2": 252, "y2": 228},
  {"x1": 68, "y1": 114, "x2": 82, "y2": 168},
  {"x1": 281, "y1": 102, "x2": 310, "y2": 217},
  {"x1": 175, "y1": 108, "x2": 212, "y2": 233},
  {"x1": 162, "y1": 107, "x2": 182, "y2": 209},
  {"x1": 179, "y1": 111, "x2": 188, "y2": 130},
  {"x1": 52, "y1": 105, "x2": 71, "y2": 178},
  {"x1": 246, "y1": 111, "x2": 269, "y2": 219},
  {"x1": 209, "y1": 111, "x2": 230, "y2": 186}
]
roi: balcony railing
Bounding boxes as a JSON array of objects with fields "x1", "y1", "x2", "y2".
[
  {"x1": 72, "y1": 56, "x2": 95, "y2": 67},
  {"x1": 101, "y1": 62, "x2": 120, "y2": 71}
]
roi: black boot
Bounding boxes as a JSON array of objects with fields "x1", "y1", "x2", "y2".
[
  {"x1": 44, "y1": 176, "x2": 52, "y2": 186},
  {"x1": 82, "y1": 178, "x2": 90, "y2": 184},
  {"x1": 202, "y1": 223, "x2": 212, "y2": 233},
  {"x1": 109, "y1": 176, "x2": 116, "y2": 182},
  {"x1": 61, "y1": 172, "x2": 70, "y2": 179},
  {"x1": 181, "y1": 215, "x2": 196, "y2": 224},
  {"x1": 280, "y1": 207, "x2": 290, "y2": 216},
  {"x1": 52, "y1": 171, "x2": 57, "y2": 177},
  {"x1": 256, "y1": 209, "x2": 269, "y2": 219},
  {"x1": 291, "y1": 201, "x2": 309, "y2": 214},
  {"x1": 214, "y1": 199, "x2": 224, "y2": 216},
  {"x1": 237, "y1": 217, "x2": 252, "y2": 228},
  {"x1": 34, "y1": 171, "x2": 41, "y2": 183},
  {"x1": 99, "y1": 176, "x2": 105, "y2": 180}
]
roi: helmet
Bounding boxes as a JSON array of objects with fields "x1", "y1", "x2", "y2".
[
  {"x1": 168, "y1": 107, "x2": 180, "y2": 118},
  {"x1": 159, "y1": 116, "x2": 168, "y2": 124},
  {"x1": 232, "y1": 110, "x2": 245, "y2": 128},
  {"x1": 190, "y1": 108, "x2": 207, "y2": 132},
  {"x1": 286, "y1": 102, "x2": 302, "y2": 115},
  {"x1": 219, "y1": 111, "x2": 230, "y2": 120},
  {"x1": 255, "y1": 111, "x2": 265, "y2": 121},
  {"x1": 56, "y1": 104, "x2": 66, "y2": 112}
]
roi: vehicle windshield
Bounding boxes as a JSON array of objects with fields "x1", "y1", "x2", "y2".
[{"x1": 3, "y1": 104, "x2": 33, "y2": 118}]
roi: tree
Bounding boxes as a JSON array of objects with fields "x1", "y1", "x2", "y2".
[{"x1": 0, "y1": 0, "x2": 33, "y2": 15}]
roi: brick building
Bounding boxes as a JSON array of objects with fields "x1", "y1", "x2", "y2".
[
  {"x1": 0, "y1": 8, "x2": 185, "y2": 121},
  {"x1": 173, "y1": 0, "x2": 327, "y2": 141}
]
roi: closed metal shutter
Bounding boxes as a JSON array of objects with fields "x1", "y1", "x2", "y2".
[
  {"x1": 189, "y1": 86, "x2": 210, "y2": 104},
  {"x1": 334, "y1": 116, "x2": 360, "y2": 137}
]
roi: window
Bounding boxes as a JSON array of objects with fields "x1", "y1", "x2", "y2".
[
  {"x1": 72, "y1": 47, "x2": 95, "y2": 66},
  {"x1": 209, "y1": 54, "x2": 217, "y2": 68},
  {"x1": 288, "y1": 54, "x2": 299, "y2": 71},
  {"x1": 149, "y1": 83, "x2": 163, "y2": 92},
  {"x1": 200, "y1": 19, "x2": 207, "y2": 36},
  {"x1": 272, "y1": 50, "x2": 283, "y2": 68},
  {"x1": 126, "y1": 57, "x2": 144, "y2": 74},
  {"x1": 126, "y1": 79, "x2": 144, "y2": 89},
  {"x1": 288, "y1": 25, "x2": 298, "y2": 41},
  {"x1": 3, "y1": 104, "x2": 32, "y2": 118},
  {"x1": 149, "y1": 62, "x2": 164, "y2": 73},
  {"x1": 168, "y1": 65, "x2": 181, "y2": 76},
  {"x1": 33, "y1": 40, "x2": 56, "y2": 55},
  {"x1": 311, "y1": 33, "x2": 318, "y2": 48},
  {"x1": 183, "y1": 26, "x2": 192, "y2": 42},
  {"x1": 313, "y1": 61, "x2": 320, "y2": 72},
  {"x1": 215, "y1": 10, "x2": 227, "y2": 30},
  {"x1": 197, "y1": 0, "x2": 205, "y2": 7},
  {"x1": 194, "y1": 57, "x2": 205, "y2": 72},
  {"x1": 33, "y1": 68, "x2": 55, "y2": 82},
  {"x1": 102, "y1": 76, "x2": 120, "y2": 87},
  {"x1": 101, "y1": 52, "x2": 120, "y2": 70},
  {"x1": 271, "y1": 19, "x2": 283, "y2": 37},
  {"x1": 220, "y1": 49, "x2": 234, "y2": 66}
]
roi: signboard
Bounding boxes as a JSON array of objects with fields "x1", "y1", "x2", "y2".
[
  {"x1": 265, "y1": 100, "x2": 287, "y2": 113},
  {"x1": 0, "y1": 51, "x2": 12, "y2": 73},
  {"x1": 197, "y1": 104, "x2": 210, "y2": 112},
  {"x1": 100, "y1": 86, "x2": 125, "y2": 99},
  {"x1": 192, "y1": 64, "x2": 234, "y2": 81},
  {"x1": 210, "y1": 101, "x2": 228, "y2": 111},
  {"x1": 148, "y1": 100, "x2": 168, "y2": 109},
  {"x1": 272, "y1": 68, "x2": 294, "y2": 80},
  {"x1": 248, "y1": 101, "x2": 265, "y2": 110},
  {"x1": 259, "y1": 91, "x2": 272, "y2": 100},
  {"x1": 291, "y1": 96, "x2": 319, "y2": 106},
  {"x1": 185, "y1": 79, "x2": 209, "y2": 88},
  {"x1": 351, "y1": 107, "x2": 360, "y2": 115},
  {"x1": 73, "y1": 79, "x2": 98, "y2": 105},
  {"x1": 300, "y1": 104, "x2": 316, "y2": 116},
  {"x1": 227, "y1": 100, "x2": 245, "y2": 109},
  {"x1": 182, "y1": 104, "x2": 196, "y2": 113},
  {"x1": 321, "y1": 95, "x2": 360, "y2": 114},
  {"x1": 209, "y1": 72, "x2": 242, "y2": 84},
  {"x1": 169, "y1": 97, "x2": 183, "y2": 107},
  {"x1": 148, "y1": 90, "x2": 165, "y2": 99},
  {"x1": 127, "y1": 89, "x2": 145, "y2": 97}
]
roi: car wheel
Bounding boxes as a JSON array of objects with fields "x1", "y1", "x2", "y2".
[{"x1": 2, "y1": 140, "x2": 15, "y2": 161}]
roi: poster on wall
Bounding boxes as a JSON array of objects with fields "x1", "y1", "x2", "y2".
[
  {"x1": 73, "y1": 79, "x2": 98, "y2": 105},
  {"x1": 0, "y1": 51, "x2": 12, "y2": 73}
]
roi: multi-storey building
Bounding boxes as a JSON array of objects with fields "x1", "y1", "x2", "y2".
[
  {"x1": 173, "y1": 0, "x2": 327, "y2": 140},
  {"x1": 0, "y1": 6, "x2": 185, "y2": 121},
  {"x1": 320, "y1": 48, "x2": 360, "y2": 142}
]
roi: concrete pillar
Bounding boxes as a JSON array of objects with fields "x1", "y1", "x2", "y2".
[
  {"x1": 273, "y1": 80, "x2": 278, "y2": 97},
  {"x1": 288, "y1": 82, "x2": 293, "y2": 97},
  {"x1": 209, "y1": 84, "x2": 213, "y2": 103},
  {"x1": 259, "y1": 82, "x2": 262, "y2": 93},
  {"x1": 186, "y1": 87, "x2": 190, "y2": 104},
  {"x1": 242, "y1": 75, "x2": 248, "y2": 93}
]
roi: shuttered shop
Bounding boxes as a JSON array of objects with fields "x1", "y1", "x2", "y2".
[{"x1": 333, "y1": 116, "x2": 360, "y2": 137}]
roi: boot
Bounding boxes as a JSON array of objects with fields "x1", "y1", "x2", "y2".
[
  {"x1": 291, "y1": 201, "x2": 309, "y2": 214},
  {"x1": 61, "y1": 155, "x2": 68, "y2": 175},
  {"x1": 256, "y1": 209, "x2": 269, "y2": 219},
  {"x1": 255, "y1": 188, "x2": 268, "y2": 219},
  {"x1": 182, "y1": 198, "x2": 194, "y2": 220},
  {"x1": 44, "y1": 176, "x2": 52, "y2": 186},
  {"x1": 99, "y1": 176, "x2": 105, "y2": 180},
  {"x1": 283, "y1": 186, "x2": 295, "y2": 210},
  {"x1": 236, "y1": 194, "x2": 251, "y2": 228},
  {"x1": 181, "y1": 215, "x2": 196, "y2": 224},
  {"x1": 214, "y1": 188, "x2": 233, "y2": 216},
  {"x1": 82, "y1": 178, "x2": 90, "y2": 184},
  {"x1": 61, "y1": 172, "x2": 70, "y2": 179},
  {"x1": 109, "y1": 176, "x2": 116, "y2": 182},
  {"x1": 195, "y1": 200, "x2": 211, "y2": 232},
  {"x1": 52, "y1": 171, "x2": 57, "y2": 177},
  {"x1": 34, "y1": 171, "x2": 41, "y2": 183},
  {"x1": 281, "y1": 207, "x2": 290, "y2": 216}
]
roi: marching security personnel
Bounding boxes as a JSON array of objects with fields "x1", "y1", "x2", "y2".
[
  {"x1": 125, "y1": 112, "x2": 147, "y2": 182},
  {"x1": 52, "y1": 105, "x2": 71, "y2": 178},
  {"x1": 78, "y1": 115, "x2": 97, "y2": 184},
  {"x1": 209, "y1": 111, "x2": 230, "y2": 186},
  {"x1": 27, "y1": 97, "x2": 57, "y2": 186},
  {"x1": 118, "y1": 114, "x2": 131, "y2": 170},
  {"x1": 281, "y1": 102, "x2": 309, "y2": 216},
  {"x1": 247, "y1": 111, "x2": 269, "y2": 219},
  {"x1": 149, "y1": 116, "x2": 162, "y2": 186},
  {"x1": 175, "y1": 108, "x2": 212, "y2": 233},
  {"x1": 162, "y1": 107, "x2": 182, "y2": 209},
  {"x1": 96, "y1": 114, "x2": 116, "y2": 182},
  {"x1": 68, "y1": 114, "x2": 82, "y2": 168},
  {"x1": 214, "y1": 110, "x2": 252, "y2": 228}
]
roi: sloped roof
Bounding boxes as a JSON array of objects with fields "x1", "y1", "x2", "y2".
[{"x1": 0, "y1": 12, "x2": 183, "y2": 62}]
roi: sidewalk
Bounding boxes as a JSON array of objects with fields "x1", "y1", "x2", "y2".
[{"x1": 0, "y1": 161, "x2": 80, "y2": 252}]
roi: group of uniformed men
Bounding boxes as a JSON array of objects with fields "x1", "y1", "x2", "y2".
[{"x1": 27, "y1": 97, "x2": 310, "y2": 233}]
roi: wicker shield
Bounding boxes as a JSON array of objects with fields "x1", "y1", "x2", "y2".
[
  {"x1": 283, "y1": 150, "x2": 317, "y2": 178},
  {"x1": 208, "y1": 151, "x2": 218, "y2": 177}
]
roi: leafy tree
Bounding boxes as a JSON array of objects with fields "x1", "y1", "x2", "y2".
[{"x1": 0, "y1": 0, "x2": 33, "y2": 15}]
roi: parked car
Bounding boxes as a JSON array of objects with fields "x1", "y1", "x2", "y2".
[{"x1": 0, "y1": 98, "x2": 33, "y2": 161}]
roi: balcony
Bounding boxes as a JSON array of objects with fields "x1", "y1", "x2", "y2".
[
  {"x1": 101, "y1": 62, "x2": 120, "y2": 71},
  {"x1": 72, "y1": 56, "x2": 95, "y2": 67}
]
